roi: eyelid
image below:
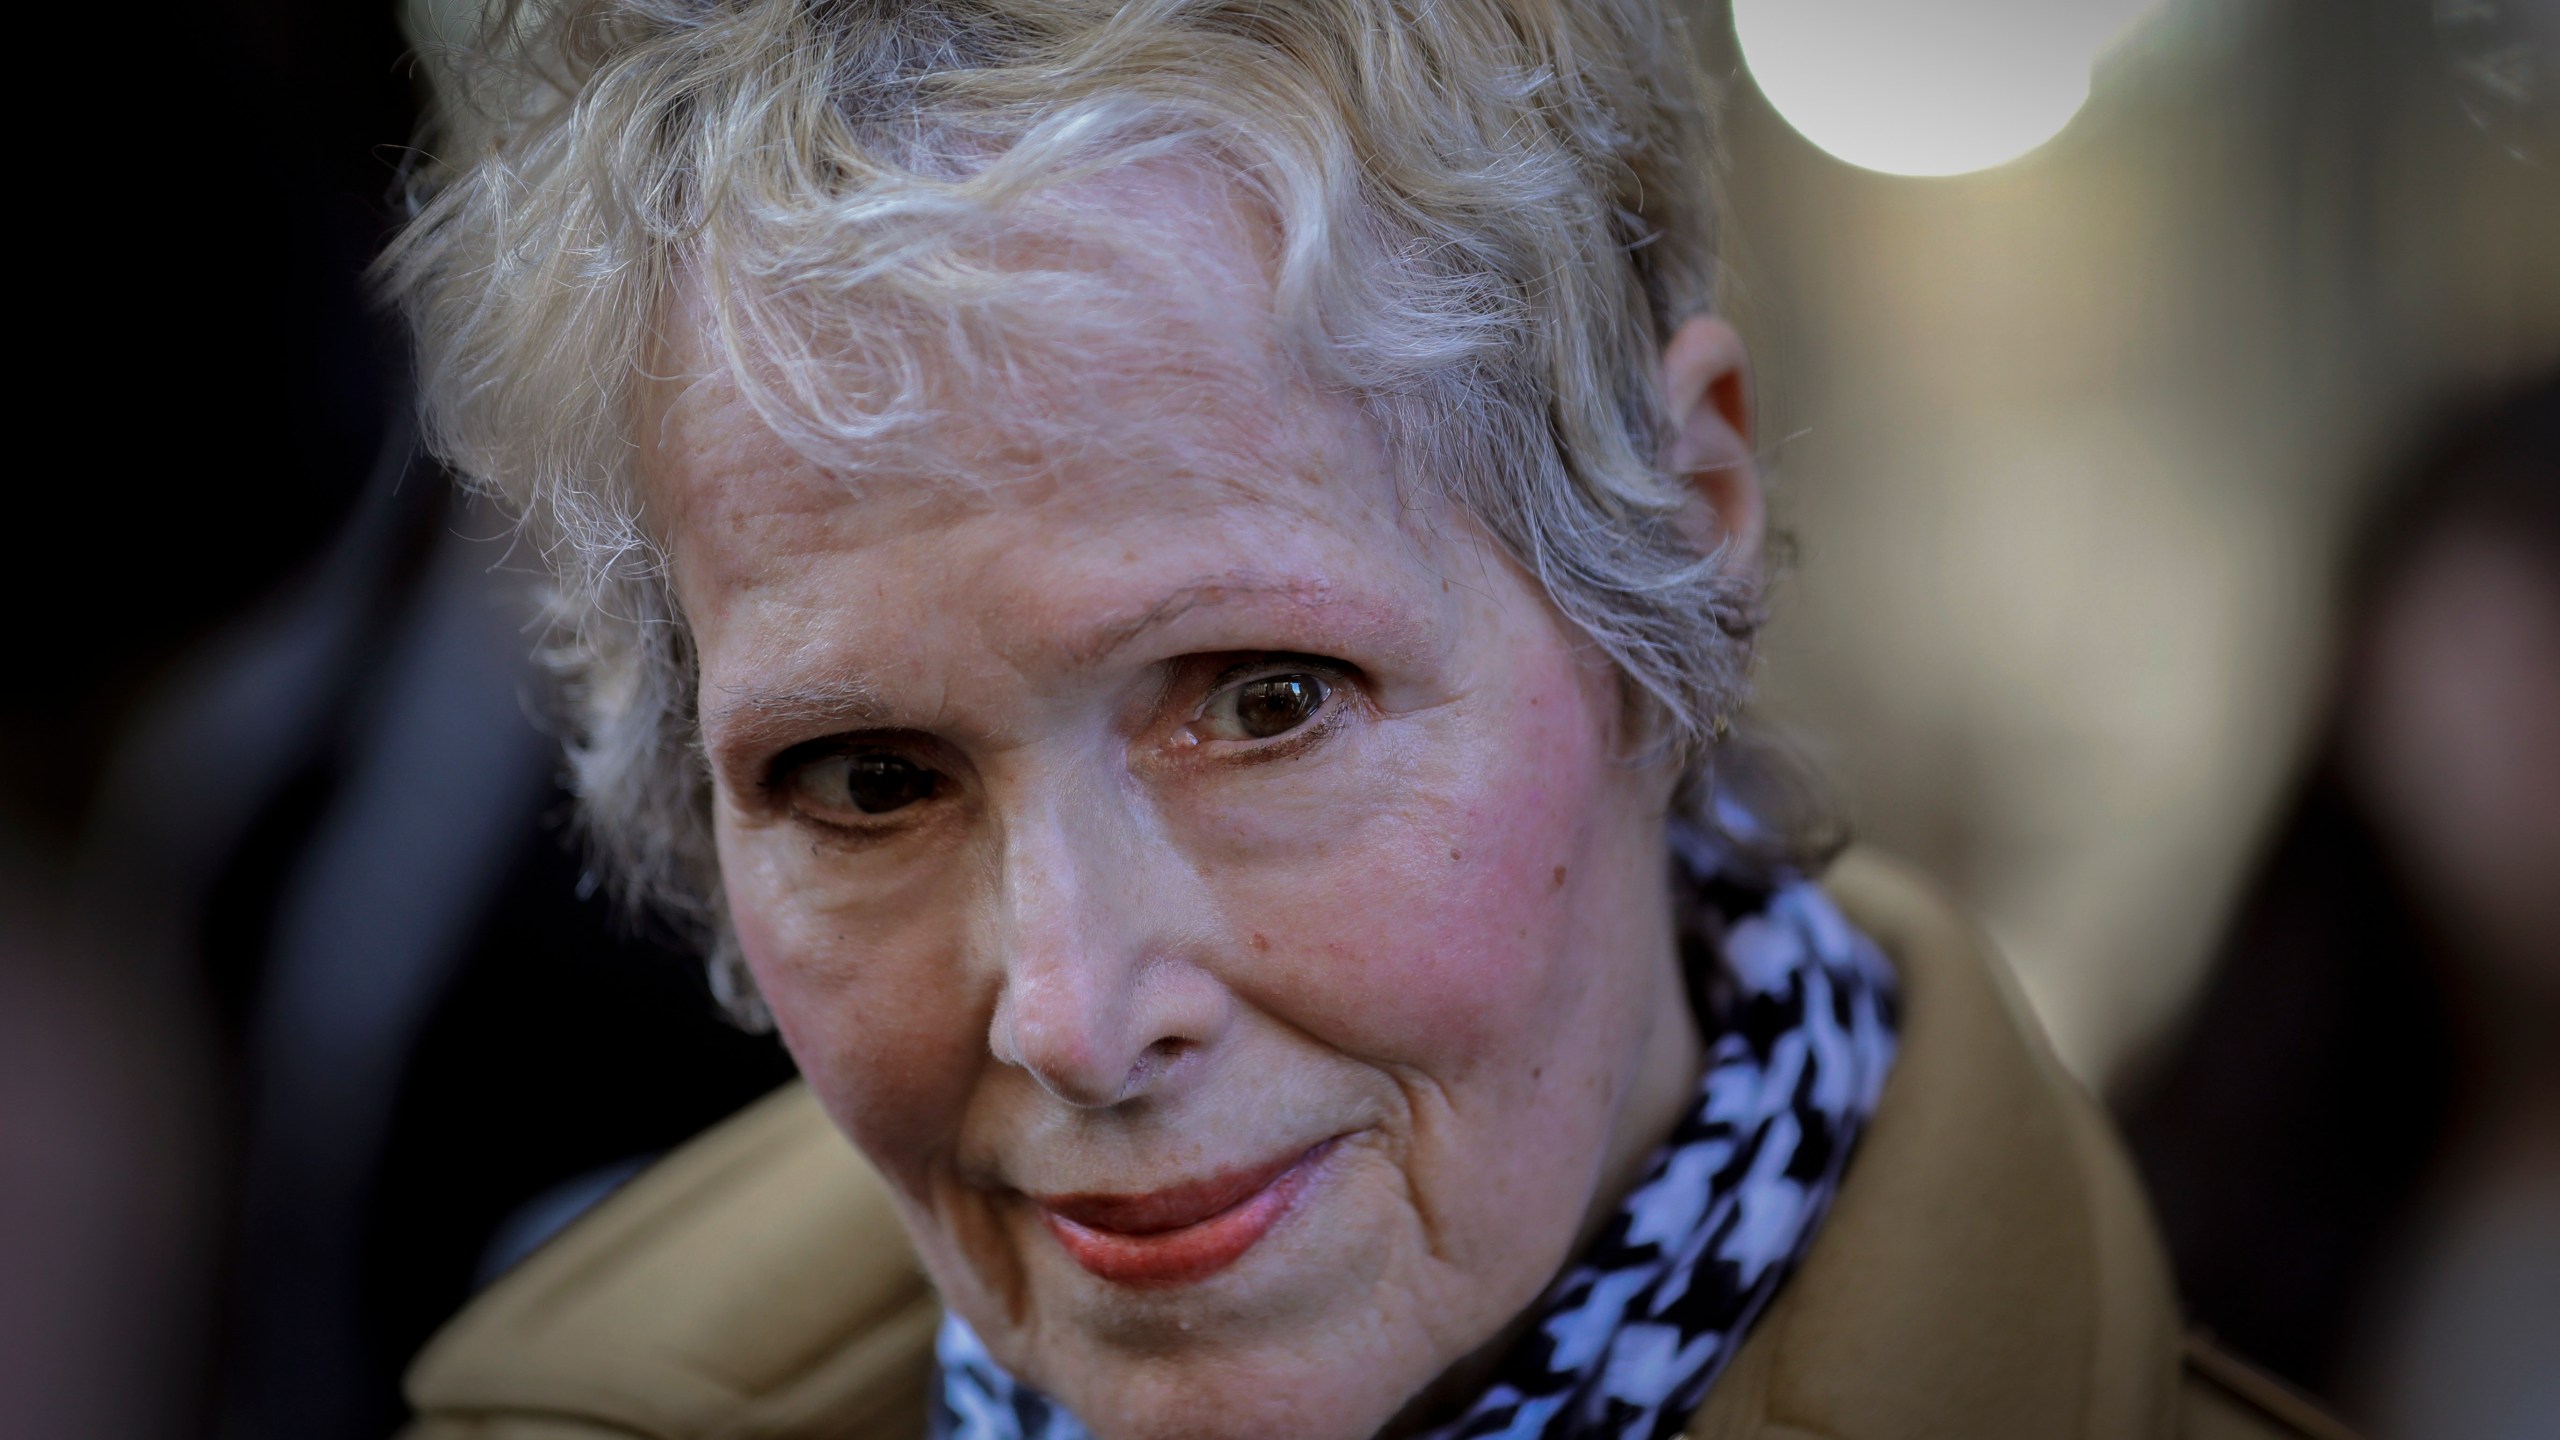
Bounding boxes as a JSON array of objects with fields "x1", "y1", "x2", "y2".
[
  {"x1": 761, "y1": 731, "x2": 945, "y2": 801},
  {"x1": 1183, "y1": 654, "x2": 1358, "y2": 758},
  {"x1": 1198, "y1": 653, "x2": 1352, "y2": 704},
  {"x1": 763, "y1": 749, "x2": 950, "y2": 846},
  {"x1": 762, "y1": 735, "x2": 857, "y2": 795}
]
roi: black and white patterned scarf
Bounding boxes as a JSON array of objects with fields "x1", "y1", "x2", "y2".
[{"x1": 934, "y1": 827, "x2": 1901, "y2": 1440}]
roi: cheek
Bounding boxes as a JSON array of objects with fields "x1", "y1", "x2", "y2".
[
  {"x1": 720, "y1": 822, "x2": 982, "y2": 1179},
  {"x1": 1228, "y1": 651, "x2": 1635, "y2": 1082}
]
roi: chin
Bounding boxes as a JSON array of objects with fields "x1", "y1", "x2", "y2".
[
  {"x1": 1049, "y1": 1344, "x2": 1415, "y2": 1440},
  {"x1": 1024, "y1": 1301, "x2": 1431, "y2": 1440}
]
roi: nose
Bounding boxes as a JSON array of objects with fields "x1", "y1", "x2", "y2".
[{"x1": 983, "y1": 782, "x2": 1230, "y2": 1109}]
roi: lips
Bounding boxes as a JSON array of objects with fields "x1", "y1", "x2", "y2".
[{"x1": 1033, "y1": 1138, "x2": 1337, "y2": 1287}]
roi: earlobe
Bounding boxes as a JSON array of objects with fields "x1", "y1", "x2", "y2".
[{"x1": 1659, "y1": 316, "x2": 1765, "y2": 564}]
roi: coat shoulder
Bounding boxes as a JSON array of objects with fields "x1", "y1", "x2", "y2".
[
  {"x1": 400, "y1": 1084, "x2": 937, "y2": 1440},
  {"x1": 1680, "y1": 853, "x2": 2369, "y2": 1440}
]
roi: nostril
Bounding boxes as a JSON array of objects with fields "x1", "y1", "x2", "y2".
[{"x1": 1122, "y1": 1036, "x2": 1195, "y2": 1096}]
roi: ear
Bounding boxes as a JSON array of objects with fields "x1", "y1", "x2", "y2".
[{"x1": 1660, "y1": 315, "x2": 1765, "y2": 569}]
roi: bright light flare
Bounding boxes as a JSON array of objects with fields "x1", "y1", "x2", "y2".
[{"x1": 1734, "y1": 1, "x2": 2154, "y2": 178}]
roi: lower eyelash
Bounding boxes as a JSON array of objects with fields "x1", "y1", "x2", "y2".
[{"x1": 1219, "y1": 690, "x2": 1350, "y2": 767}]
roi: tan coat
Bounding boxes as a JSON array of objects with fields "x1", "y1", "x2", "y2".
[{"x1": 402, "y1": 854, "x2": 2354, "y2": 1440}]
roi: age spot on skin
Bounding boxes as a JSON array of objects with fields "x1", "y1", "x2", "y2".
[
  {"x1": 1250, "y1": 932, "x2": 1270, "y2": 951},
  {"x1": 1551, "y1": 866, "x2": 1568, "y2": 890},
  {"x1": 1449, "y1": 848, "x2": 1464, "y2": 862}
]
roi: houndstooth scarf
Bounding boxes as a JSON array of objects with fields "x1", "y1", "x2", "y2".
[{"x1": 933, "y1": 828, "x2": 1901, "y2": 1440}]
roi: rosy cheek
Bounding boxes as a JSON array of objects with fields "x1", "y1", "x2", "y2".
[{"x1": 1263, "y1": 658, "x2": 1615, "y2": 1071}]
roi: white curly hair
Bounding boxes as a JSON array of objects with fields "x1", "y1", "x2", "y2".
[{"x1": 379, "y1": 0, "x2": 1770, "y2": 1024}]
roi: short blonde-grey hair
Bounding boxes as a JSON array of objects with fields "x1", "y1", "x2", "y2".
[{"x1": 381, "y1": 0, "x2": 1757, "y2": 1022}]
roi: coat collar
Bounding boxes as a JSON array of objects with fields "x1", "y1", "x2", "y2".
[{"x1": 1680, "y1": 851, "x2": 2183, "y2": 1440}]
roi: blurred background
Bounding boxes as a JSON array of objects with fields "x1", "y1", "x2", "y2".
[{"x1": 3, "y1": 1, "x2": 2552, "y2": 1438}]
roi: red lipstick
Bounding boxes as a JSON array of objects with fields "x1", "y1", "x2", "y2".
[{"x1": 1034, "y1": 1139, "x2": 1336, "y2": 1287}]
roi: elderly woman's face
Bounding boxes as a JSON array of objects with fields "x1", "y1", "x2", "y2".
[{"x1": 647, "y1": 209, "x2": 1709, "y2": 1439}]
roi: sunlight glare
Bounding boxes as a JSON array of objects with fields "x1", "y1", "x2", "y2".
[{"x1": 1733, "y1": 1, "x2": 2153, "y2": 177}]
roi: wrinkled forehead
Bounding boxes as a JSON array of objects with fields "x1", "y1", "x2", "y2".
[{"x1": 637, "y1": 159, "x2": 1342, "y2": 526}]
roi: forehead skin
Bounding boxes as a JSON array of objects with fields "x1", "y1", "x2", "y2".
[{"x1": 646, "y1": 314, "x2": 1489, "y2": 757}]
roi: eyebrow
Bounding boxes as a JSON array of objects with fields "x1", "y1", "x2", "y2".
[
  {"x1": 1066, "y1": 576, "x2": 1330, "y2": 667},
  {"x1": 702, "y1": 570, "x2": 1433, "y2": 757},
  {"x1": 702, "y1": 677, "x2": 897, "y2": 760}
]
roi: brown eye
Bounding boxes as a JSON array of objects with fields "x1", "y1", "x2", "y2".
[
  {"x1": 791, "y1": 749, "x2": 940, "y2": 817},
  {"x1": 1203, "y1": 670, "x2": 1331, "y2": 742},
  {"x1": 1237, "y1": 675, "x2": 1323, "y2": 737}
]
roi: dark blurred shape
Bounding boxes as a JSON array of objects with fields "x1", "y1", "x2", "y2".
[
  {"x1": 11, "y1": 0, "x2": 417, "y2": 851},
  {"x1": 2121, "y1": 768, "x2": 2458, "y2": 1388},
  {"x1": 76, "y1": 431, "x2": 800, "y2": 1440},
  {"x1": 10, "y1": 3, "x2": 428, "y2": 1437},
  {"x1": 2, "y1": 848, "x2": 219, "y2": 1440},
  {"x1": 2123, "y1": 370, "x2": 2560, "y2": 1439},
  {"x1": 8, "y1": 4, "x2": 801, "y2": 1436}
]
